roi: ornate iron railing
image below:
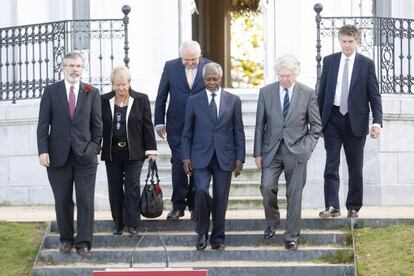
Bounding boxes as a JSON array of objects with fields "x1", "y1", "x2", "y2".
[
  {"x1": 0, "y1": 5, "x2": 130, "y2": 103},
  {"x1": 315, "y1": 3, "x2": 414, "y2": 94}
]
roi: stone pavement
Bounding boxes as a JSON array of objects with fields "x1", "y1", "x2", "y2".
[{"x1": 0, "y1": 205, "x2": 413, "y2": 222}]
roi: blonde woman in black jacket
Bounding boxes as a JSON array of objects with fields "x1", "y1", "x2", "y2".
[{"x1": 101, "y1": 66, "x2": 157, "y2": 236}]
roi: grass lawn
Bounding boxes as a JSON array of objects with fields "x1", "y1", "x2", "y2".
[
  {"x1": 356, "y1": 224, "x2": 414, "y2": 275},
  {"x1": 0, "y1": 222, "x2": 46, "y2": 276}
]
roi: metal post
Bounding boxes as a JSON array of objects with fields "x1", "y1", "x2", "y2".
[
  {"x1": 314, "y1": 3, "x2": 323, "y2": 93},
  {"x1": 122, "y1": 5, "x2": 131, "y2": 68}
]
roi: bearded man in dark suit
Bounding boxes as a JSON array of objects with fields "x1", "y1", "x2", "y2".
[{"x1": 37, "y1": 52, "x2": 102, "y2": 259}]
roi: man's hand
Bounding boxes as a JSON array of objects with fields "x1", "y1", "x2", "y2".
[
  {"x1": 370, "y1": 126, "x2": 381, "y2": 139},
  {"x1": 183, "y1": 159, "x2": 192, "y2": 176},
  {"x1": 234, "y1": 160, "x2": 243, "y2": 177},
  {"x1": 39, "y1": 153, "x2": 50, "y2": 167},
  {"x1": 255, "y1": 156, "x2": 262, "y2": 170},
  {"x1": 155, "y1": 126, "x2": 166, "y2": 139},
  {"x1": 148, "y1": 154, "x2": 157, "y2": 162}
]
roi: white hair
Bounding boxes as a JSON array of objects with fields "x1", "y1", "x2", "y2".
[
  {"x1": 202, "y1": 63, "x2": 223, "y2": 78},
  {"x1": 274, "y1": 54, "x2": 301, "y2": 77},
  {"x1": 180, "y1": 40, "x2": 202, "y2": 57}
]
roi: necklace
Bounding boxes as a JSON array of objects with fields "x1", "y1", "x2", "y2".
[{"x1": 116, "y1": 97, "x2": 128, "y2": 107}]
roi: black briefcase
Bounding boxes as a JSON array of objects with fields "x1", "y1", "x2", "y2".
[{"x1": 140, "y1": 160, "x2": 163, "y2": 218}]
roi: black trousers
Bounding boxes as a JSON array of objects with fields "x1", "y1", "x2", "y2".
[
  {"x1": 323, "y1": 106, "x2": 366, "y2": 211},
  {"x1": 167, "y1": 134, "x2": 194, "y2": 211},
  {"x1": 105, "y1": 149, "x2": 144, "y2": 229},
  {"x1": 47, "y1": 151, "x2": 97, "y2": 249},
  {"x1": 193, "y1": 154, "x2": 232, "y2": 245}
]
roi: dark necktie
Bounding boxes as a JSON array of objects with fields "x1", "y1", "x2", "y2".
[
  {"x1": 210, "y1": 92, "x2": 217, "y2": 122},
  {"x1": 282, "y1": 88, "x2": 290, "y2": 120},
  {"x1": 339, "y1": 58, "x2": 350, "y2": 115},
  {"x1": 69, "y1": 85, "x2": 76, "y2": 119}
]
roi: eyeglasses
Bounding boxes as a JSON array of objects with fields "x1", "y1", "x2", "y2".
[{"x1": 64, "y1": 64, "x2": 84, "y2": 69}]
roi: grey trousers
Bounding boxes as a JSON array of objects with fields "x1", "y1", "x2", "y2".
[{"x1": 260, "y1": 142, "x2": 307, "y2": 242}]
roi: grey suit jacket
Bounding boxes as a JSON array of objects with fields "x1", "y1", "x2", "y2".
[{"x1": 253, "y1": 81, "x2": 322, "y2": 168}]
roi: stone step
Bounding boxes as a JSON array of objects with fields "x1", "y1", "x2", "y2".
[
  {"x1": 42, "y1": 230, "x2": 348, "y2": 249},
  {"x1": 36, "y1": 246, "x2": 353, "y2": 264},
  {"x1": 49, "y1": 218, "x2": 357, "y2": 233},
  {"x1": 31, "y1": 262, "x2": 353, "y2": 276}
]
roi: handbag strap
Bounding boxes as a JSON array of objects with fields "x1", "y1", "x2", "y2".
[
  {"x1": 151, "y1": 161, "x2": 160, "y2": 185},
  {"x1": 145, "y1": 160, "x2": 152, "y2": 184}
]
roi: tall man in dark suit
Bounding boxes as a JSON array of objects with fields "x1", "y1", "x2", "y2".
[
  {"x1": 182, "y1": 63, "x2": 245, "y2": 251},
  {"x1": 155, "y1": 40, "x2": 211, "y2": 219},
  {"x1": 317, "y1": 25, "x2": 383, "y2": 219},
  {"x1": 254, "y1": 55, "x2": 321, "y2": 250},
  {"x1": 37, "y1": 52, "x2": 102, "y2": 258}
]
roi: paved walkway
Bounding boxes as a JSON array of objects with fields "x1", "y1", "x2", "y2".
[{"x1": 0, "y1": 205, "x2": 413, "y2": 222}]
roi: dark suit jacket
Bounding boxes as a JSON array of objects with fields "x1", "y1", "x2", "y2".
[
  {"x1": 100, "y1": 89, "x2": 157, "y2": 161},
  {"x1": 181, "y1": 89, "x2": 245, "y2": 171},
  {"x1": 37, "y1": 80, "x2": 102, "y2": 167},
  {"x1": 317, "y1": 52, "x2": 383, "y2": 137},
  {"x1": 254, "y1": 82, "x2": 322, "y2": 167},
  {"x1": 154, "y1": 57, "x2": 211, "y2": 135}
]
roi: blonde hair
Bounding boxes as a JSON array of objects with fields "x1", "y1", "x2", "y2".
[{"x1": 111, "y1": 66, "x2": 131, "y2": 83}]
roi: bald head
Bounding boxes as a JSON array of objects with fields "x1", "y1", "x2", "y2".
[{"x1": 180, "y1": 40, "x2": 201, "y2": 69}]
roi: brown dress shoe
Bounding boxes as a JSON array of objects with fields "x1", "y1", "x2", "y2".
[
  {"x1": 76, "y1": 247, "x2": 92, "y2": 259},
  {"x1": 59, "y1": 242, "x2": 73, "y2": 254}
]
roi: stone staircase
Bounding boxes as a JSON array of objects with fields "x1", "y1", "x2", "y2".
[
  {"x1": 93, "y1": 90, "x2": 288, "y2": 210},
  {"x1": 31, "y1": 218, "x2": 356, "y2": 275}
]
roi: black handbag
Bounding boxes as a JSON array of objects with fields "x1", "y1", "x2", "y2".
[{"x1": 140, "y1": 160, "x2": 163, "y2": 218}]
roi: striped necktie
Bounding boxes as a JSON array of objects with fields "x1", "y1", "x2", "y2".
[{"x1": 282, "y1": 88, "x2": 290, "y2": 120}]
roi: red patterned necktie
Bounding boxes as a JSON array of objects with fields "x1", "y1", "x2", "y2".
[{"x1": 69, "y1": 85, "x2": 76, "y2": 119}]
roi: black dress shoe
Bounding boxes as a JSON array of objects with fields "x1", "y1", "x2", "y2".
[
  {"x1": 319, "y1": 206, "x2": 341, "y2": 218},
  {"x1": 285, "y1": 241, "x2": 298, "y2": 250},
  {"x1": 59, "y1": 242, "x2": 73, "y2": 254},
  {"x1": 113, "y1": 226, "x2": 123, "y2": 235},
  {"x1": 196, "y1": 234, "x2": 208, "y2": 251},
  {"x1": 76, "y1": 247, "x2": 92, "y2": 259},
  {"x1": 190, "y1": 211, "x2": 196, "y2": 222},
  {"x1": 347, "y1": 209, "x2": 359, "y2": 218},
  {"x1": 126, "y1": 226, "x2": 138, "y2": 236},
  {"x1": 263, "y1": 225, "x2": 276, "y2": 239},
  {"x1": 167, "y1": 209, "x2": 185, "y2": 220},
  {"x1": 211, "y1": 244, "x2": 225, "y2": 251}
]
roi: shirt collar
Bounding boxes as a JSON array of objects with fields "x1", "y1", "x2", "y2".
[
  {"x1": 65, "y1": 80, "x2": 80, "y2": 91},
  {"x1": 341, "y1": 51, "x2": 356, "y2": 64},
  {"x1": 206, "y1": 87, "x2": 221, "y2": 97},
  {"x1": 279, "y1": 82, "x2": 295, "y2": 94}
]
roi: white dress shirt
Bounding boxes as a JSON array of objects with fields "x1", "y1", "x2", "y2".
[
  {"x1": 206, "y1": 88, "x2": 221, "y2": 118},
  {"x1": 334, "y1": 52, "x2": 356, "y2": 106},
  {"x1": 65, "y1": 80, "x2": 80, "y2": 106},
  {"x1": 279, "y1": 83, "x2": 295, "y2": 109}
]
